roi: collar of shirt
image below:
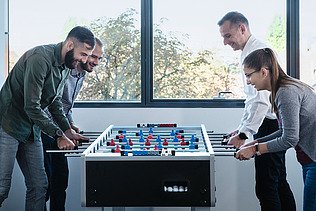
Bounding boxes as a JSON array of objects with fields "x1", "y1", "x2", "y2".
[
  {"x1": 53, "y1": 42, "x2": 65, "y2": 69},
  {"x1": 69, "y1": 69, "x2": 86, "y2": 78}
]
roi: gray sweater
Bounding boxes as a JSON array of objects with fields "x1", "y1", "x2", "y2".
[
  {"x1": 61, "y1": 69, "x2": 86, "y2": 123},
  {"x1": 45, "y1": 69, "x2": 86, "y2": 124},
  {"x1": 257, "y1": 83, "x2": 316, "y2": 162}
]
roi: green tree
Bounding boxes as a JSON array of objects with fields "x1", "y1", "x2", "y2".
[
  {"x1": 78, "y1": 9, "x2": 141, "y2": 101},
  {"x1": 267, "y1": 16, "x2": 286, "y2": 53},
  {"x1": 77, "y1": 9, "x2": 241, "y2": 101}
]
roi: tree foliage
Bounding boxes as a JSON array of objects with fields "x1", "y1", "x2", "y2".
[
  {"x1": 78, "y1": 9, "x2": 141, "y2": 101},
  {"x1": 266, "y1": 16, "x2": 286, "y2": 53},
  {"x1": 7, "y1": 10, "x2": 286, "y2": 101},
  {"x1": 77, "y1": 9, "x2": 242, "y2": 101}
]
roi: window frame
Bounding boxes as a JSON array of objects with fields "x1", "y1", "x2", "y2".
[
  {"x1": 5, "y1": 0, "x2": 299, "y2": 108},
  {"x1": 78, "y1": 0, "x2": 298, "y2": 108}
]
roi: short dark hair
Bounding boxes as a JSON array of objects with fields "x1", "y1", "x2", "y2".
[
  {"x1": 217, "y1": 11, "x2": 249, "y2": 27},
  {"x1": 66, "y1": 26, "x2": 95, "y2": 49},
  {"x1": 95, "y1": 37, "x2": 103, "y2": 48}
]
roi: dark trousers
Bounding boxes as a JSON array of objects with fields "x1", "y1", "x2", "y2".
[
  {"x1": 254, "y1": 118, "x2": 296, "y2": 211},
  {"x1": 42, "y1": 133, "x2": 69, "y2": 211}
]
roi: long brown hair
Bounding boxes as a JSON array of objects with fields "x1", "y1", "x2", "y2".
[{"x1": 242, "y1": 48, "x2": 311, "y2": 112}]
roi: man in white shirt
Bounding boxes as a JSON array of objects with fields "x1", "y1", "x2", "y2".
[{"x1": 218, "y1": 11, "x2": 296, "y2": 211}]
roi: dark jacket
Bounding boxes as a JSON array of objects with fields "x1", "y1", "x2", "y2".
[{"x1": 0, "y1": 42, "x2": 71, "y2": 142}]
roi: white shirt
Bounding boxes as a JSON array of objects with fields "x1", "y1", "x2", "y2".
[{"x1": 238, "y1": 35, "x2": 277, "y2": 137}]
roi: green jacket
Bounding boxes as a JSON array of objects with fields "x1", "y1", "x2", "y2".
[{"x1": 0, "y1": 42, "x2": 71, "y2": 142}]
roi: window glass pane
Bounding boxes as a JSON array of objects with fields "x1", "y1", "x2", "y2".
[
  {"x1": 9, "y1": 0, "x2": 141, "y2": 102},
  {"x1": 300, "y1": 0, "x2": 316, "y2": 88},
  {"x1": 153, "y1": 0, "x2": 286, "y2": 99}
]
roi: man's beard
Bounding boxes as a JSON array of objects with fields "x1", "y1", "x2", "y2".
[
  {"x1": 79, "y1": 61, "x2": 93, "y2": 73},
  {"x1": 64, "y1": 49, "x2": 77, "y2": 69}
]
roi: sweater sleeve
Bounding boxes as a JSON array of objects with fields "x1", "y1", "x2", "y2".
[{"x1": 265, "y1": 86, "x2": 301, "y2": 152}]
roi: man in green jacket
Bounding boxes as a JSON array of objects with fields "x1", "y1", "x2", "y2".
[{"x1": 0, "y1": 26, "x2": 95, "y2": 211}]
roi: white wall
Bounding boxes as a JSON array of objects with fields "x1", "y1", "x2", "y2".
[
  {"x1": 0, "y1": 108, "x2": 303, "y2": 211},
  {"x1": 72, "y1": 107, "x2": 242, "y2": 133}
]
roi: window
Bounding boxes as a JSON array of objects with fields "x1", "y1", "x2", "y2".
[
  {"x1": 9, "y1": 0, "x2": 141, "y2": 102},
  {"x1": 8, "y1": 0, "x2": 286, "y2": 107},
  {"x1": 153, "y1": 0, "x2": 286, "y2": 100},
  {"x1": 300, "y1": 0, "x2": 316, "y2": 88}
]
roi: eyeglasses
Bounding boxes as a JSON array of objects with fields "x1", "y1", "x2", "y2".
[{"x1": 245, "y1": 70, "x2": 258, "y2": 78}]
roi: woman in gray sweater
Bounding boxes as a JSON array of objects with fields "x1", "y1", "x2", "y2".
[{"x1": 236, "y1": 48, "x2": 316, "y2": 211}]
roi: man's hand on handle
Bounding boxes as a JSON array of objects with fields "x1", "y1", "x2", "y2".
[{"x1": 57, "y1": 129, "x2": 90, "y2": 150}]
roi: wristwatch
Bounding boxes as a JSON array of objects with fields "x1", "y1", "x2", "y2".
[
  {"x1": 54, "y1": 129, "x2": 63, "y2": 140},
  {"x1": 238, "y1": 132, "x2": 248, "y2": 140},
  {"x1": 254, "y1": 143, "x2": 261, "y2": 156}
]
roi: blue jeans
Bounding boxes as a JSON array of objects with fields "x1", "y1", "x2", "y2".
[
  {"x1": 302, "y1": 162, "x2": 316, "y2": 211},
  {"x1": 42, "y1": 133, "x2": 68, "y2": 211},
  {"x1": 254, "y1": 118, "x2": 296, "y2": 211},
  {"x1": 0, "y1": 127, "x2": 48, "y2": 211}
]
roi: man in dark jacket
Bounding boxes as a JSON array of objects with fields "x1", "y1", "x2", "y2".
[{"x1": 0, "y1": 26, "x2": 94, "y2": 210}]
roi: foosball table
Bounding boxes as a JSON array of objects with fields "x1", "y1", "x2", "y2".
[{"x1": 48, "y1": 124, "x2": 236, "y2": 210}]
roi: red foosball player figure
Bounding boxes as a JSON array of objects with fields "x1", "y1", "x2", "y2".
[
  {"x1": 145, "y1": 138, "x2": 151, "y2": 150},
  {"x1": 163, "y1": 138, "x2": 168, "y2": 149},
  {"x1": 110, "y1": 139, "x2": 115, "y2": 146},
  {"x1": 114, "y1": 145, "x2": 121, "y2": 153},
  {"x1": 128, "y1": 138, "x2": 133, "y2": 146},
  {"x1": 180, "y1": 138, "x2": 186, "y2": 149}
]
